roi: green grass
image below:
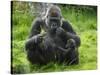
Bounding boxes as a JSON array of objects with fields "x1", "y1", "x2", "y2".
[{"x1": 12, "y1": 5, "x2": 97, "y2": 74}]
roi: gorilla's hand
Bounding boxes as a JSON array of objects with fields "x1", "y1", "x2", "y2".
[
  {"x1": 33, "y1": 34, "x2": 43, "y2": 44},
  {"x1": 56, "y1": 27, "x2": 65, "y2": 36}
]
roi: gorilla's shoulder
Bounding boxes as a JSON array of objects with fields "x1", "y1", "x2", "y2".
[
  {"x1": 33, "y1": 17, "x2": 43, "y2": 23},
  {"x1": 62, "y1": 20, "x2": 76, "y2": 34},
  {"x1": 62, "y1": 20, "x2": 71, "y2": 26},
  {"x1": 31, "y1": 17, "x2": 44, "y2": 27},
  {"x1": 62, "y1": 20, "x2": 72, "y2": 29}
]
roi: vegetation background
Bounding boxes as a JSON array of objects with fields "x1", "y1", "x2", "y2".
[{"x1": 11, "y1": 1, "x2": 97, "y2": 74}]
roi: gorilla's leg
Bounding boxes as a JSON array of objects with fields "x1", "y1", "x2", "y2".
[
  {"x1": 25, "y1": 36, "x2": 56, "y2": 65},
  {"x1": 25, "y1": 37, "x2": 47, "y2": 65}
]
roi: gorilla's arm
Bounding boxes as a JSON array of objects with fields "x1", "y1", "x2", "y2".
[
  {"x1": 25, "y1": 18, "x2": 43, "y2": 51},
  {"x1": 62, "y1": 21, "x2": 81, "y2": 47},
  {"x1": 28, "y1": 18, "x2": 42, "y2": 38}
]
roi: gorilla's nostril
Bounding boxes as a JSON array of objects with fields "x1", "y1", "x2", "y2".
[
  {"x1": 53, "y1": 23, "x2": 55, "y2": 26},
  {"x1": 52, "y1": 23, "x2": 57, "y2": 27}
]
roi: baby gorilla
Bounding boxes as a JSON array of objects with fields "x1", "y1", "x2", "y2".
[{"x1": 25, "y1": 5, "x2": 80, "y2": 65}]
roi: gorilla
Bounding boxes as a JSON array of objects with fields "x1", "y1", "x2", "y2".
[{"x1": 25, "y1": 5, "x2": 81, "y2": 65}]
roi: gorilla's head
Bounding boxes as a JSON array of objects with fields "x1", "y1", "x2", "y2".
[{"x1": 45, "y1": 5, "x2": 62, "y2": 33}]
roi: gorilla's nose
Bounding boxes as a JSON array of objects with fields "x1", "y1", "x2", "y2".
[{"x1": 51, "y1": 23, "x2": 57, "y2": 28}]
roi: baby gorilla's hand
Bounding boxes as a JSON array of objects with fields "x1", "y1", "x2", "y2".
[{"x1": 66, "y1": 39, "x2": 76, "y2": 49}]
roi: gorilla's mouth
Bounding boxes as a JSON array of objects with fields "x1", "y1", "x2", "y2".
[{"x1": 49, "y1": 27, "x2": 57, "y2": 34}]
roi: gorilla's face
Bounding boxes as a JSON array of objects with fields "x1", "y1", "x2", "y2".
[
  {"x1": 47, "y1": 16, "x2": 61, "y2": 32},
  {"x1": 45, "y1": 5, "x2": 62, "y2": 33}
]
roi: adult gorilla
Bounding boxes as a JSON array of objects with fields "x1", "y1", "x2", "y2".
[{"x1": 25, "y1": 5, "x2": 81, "y2": 65}]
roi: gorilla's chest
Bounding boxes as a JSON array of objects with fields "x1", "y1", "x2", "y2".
[
  {"x1": 53, "y1": 36, "x2": 64, "y2": 46},
  {"x1": 43, "y1": 34, "x2": 66, "y2": 48}
]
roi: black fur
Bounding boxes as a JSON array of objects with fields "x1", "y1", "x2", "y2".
[{"x1": 25, "y1": 6, "x2": 80, "y2": 65}]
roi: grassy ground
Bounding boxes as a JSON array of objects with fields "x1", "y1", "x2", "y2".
[{"x1": 11, "y1": 4, "x2": 97, "y2": 74}]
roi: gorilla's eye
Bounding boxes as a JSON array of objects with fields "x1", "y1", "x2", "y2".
[
  {"x1": 49, "y1": 17, "x2": 61, "y2": 23},
  {"x1": 47, "y1": 16, "x2": 61, "y2": 28},
  {"x1": 49, "y1": 17, "x2": 61, "y2": 20}
]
